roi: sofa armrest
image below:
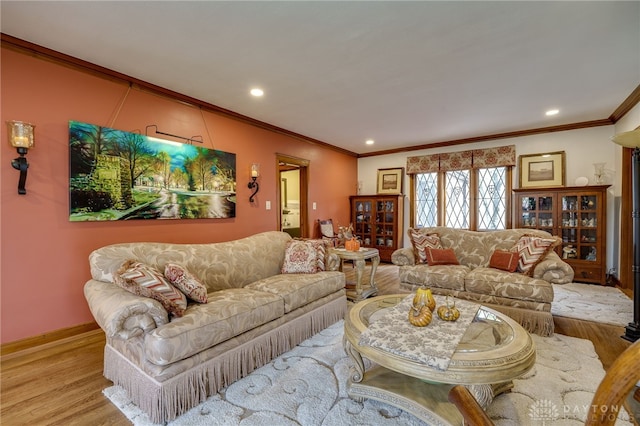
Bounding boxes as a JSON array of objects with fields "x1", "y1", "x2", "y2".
[
  {"x1": 326, "y1": 253, "x2": 341, "y2": 271},
  {"x1": 392, "y1": 247, "x2": 416, "y2": 266},
  {"x1": 532, "y1": 251, "x2": 575, "y2": 284},
  {"x1": 84, "y1": 279, "x2": 169, "y2": 340}
]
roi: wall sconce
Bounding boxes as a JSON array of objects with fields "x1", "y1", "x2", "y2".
[
  {"x1": 248, "y1": 163, "x2": 260, "y2": 202},
  {"x1": 7, "y1": 120, "x2": 35, "y2": 195}
]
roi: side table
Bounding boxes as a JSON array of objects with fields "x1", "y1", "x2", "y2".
[{"x1": 330, "y1": 247, "x2": 379, "y2": 302}]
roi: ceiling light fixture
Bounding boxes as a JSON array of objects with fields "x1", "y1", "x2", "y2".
[
  {"x1": 545, "y1": 109, "x2": 559, "y2": 116},
  {"x1": 250, "y1": 88, "x2": 264, "y2": 97},
  {"x1": 366, "y1": 139, "x2": 375, "y2": 145}
]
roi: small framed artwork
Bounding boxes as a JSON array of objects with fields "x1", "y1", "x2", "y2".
[
  {"x1": 377, "y1": 167, "x2": 404, "y2": 194},
  {"x1": 519, "y1": 151, "x2": 566, "y2": 188}
]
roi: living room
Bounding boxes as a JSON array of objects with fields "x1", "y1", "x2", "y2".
[{"x1": 1, "y1": 2, "x2": 639, "y2": 425}]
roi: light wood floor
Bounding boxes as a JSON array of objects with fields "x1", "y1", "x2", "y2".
[{"x1": 0, "y1": 264, "x2": 634, "y2": 425}]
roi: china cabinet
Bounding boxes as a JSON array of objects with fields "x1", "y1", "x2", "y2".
[
  {"x1": 513, "y1": 185, "x2": 609, "y2": 285},
  {"x1": 350, "y1": 195, "x2": 404, "y2": 262}
]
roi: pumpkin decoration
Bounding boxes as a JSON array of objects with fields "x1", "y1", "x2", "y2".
[
  {"x1": 345, "y1": 237, "x2": 360, "y2": 252},
  {"x1": 412, "y1": 286, "x2": 436, "y2": 312},
  {"x1": 437, "y1": 296, "x2": 460, "y2": 322},
  {"x1": 408, "y1": 305, "x2": 433, "y2": 327}
]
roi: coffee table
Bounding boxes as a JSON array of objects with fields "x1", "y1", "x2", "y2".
[
  {"x1": 330, "y1": 247, "x2": 379, "y2": 302},
  {"x1": 343, "y1": 294, "x2": 535, "y2": 425}
]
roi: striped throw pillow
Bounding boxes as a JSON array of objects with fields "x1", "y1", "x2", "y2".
[
  {"x1": 409, "y1": 229, "x2": 443, "y2": 264},
  {"x1": 510, "y1": 235, "x2": 560, "y2": 276},
  {"x1": 115, "y1": 260, "x2": 188, "y2": 317}
]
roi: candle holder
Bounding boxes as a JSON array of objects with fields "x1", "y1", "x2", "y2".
[
  {"x1": 7, "y1": 120, "x2": 35, "y2": 195},
  {"x1": 248, "y1": 163, "x2": 260, "y2": 202}
]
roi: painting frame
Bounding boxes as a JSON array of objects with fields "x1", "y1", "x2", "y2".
[
  {"x1": 68, "y1": 120, "x2": 236, "y2": 221},
  {"x1": 377, "y1": 167, "x2": 404, "y2": 195},
  {"x1": 518, "y1": 151, "x2": 565, "y2": 188}
]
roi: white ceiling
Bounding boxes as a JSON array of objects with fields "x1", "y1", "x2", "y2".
[{"x1": 2, "y1": 1, "x2": 639, "y2": 155}]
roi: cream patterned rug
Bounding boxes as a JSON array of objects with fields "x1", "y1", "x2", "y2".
[
  {"x1": 104, "y1": 320, "x2": 631, "y2": 426},
  {"x1": 552, "y1": 282, "x2": 633, "y2": 327}
]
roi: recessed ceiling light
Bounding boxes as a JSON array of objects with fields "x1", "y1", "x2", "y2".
[
  {"x1": 250, "y1": 88, "x2": 264, "y2": 97},
  {"x1": 365, "y1": 139, "x2": 375, "y2": 145},
  {"x1": 545, "y1": 109, "x2": 559, "y2": 116}
]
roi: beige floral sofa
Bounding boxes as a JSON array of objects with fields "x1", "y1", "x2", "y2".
[
  {"x1": 84, "y1": 231, "x2": 346, "y2": 423},
  {"x1": 392, "y1": 227, "x2": 574, "y2": 336}
]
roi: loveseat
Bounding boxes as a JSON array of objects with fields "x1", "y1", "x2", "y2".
[
  {"x1": 392, "y1": 227, "x2": 574, "y2": 336},
  {"x1": 84, "y1": 231, "x2": 346, "y2": 423}
]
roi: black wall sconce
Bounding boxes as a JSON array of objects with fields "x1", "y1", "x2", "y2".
[
  {"x1": 7, "y1": 120, "x2": 35, "y2": 195},
  {"x1": 248, "y1": 163, "x2": 260, "y2": 202}
]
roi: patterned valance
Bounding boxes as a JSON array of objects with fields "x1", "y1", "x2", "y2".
[
  {"x1": 406, "y1": 154, "x2": 439, "y2": 174},
  {"x1": 406, "y1": 145, "x2": 515, "y2": 174},
  {"x1": 472, "y1": 145, "x2": 516, "y2": 168},
  {"x1": 439, "y1": 150, "x2": 472, "y2": 171}
]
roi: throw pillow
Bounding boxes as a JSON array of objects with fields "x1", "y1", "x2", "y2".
[
  {"x1": 164, "y1": 263, "x2": 208, "y2": 303},
  {"x1": 425, "y1": 248, "x2": 459, "y2": 266},
  {"x1": 489, "y1": 249, "x2": 519, "y2": 272},
  {"x1": 282, "y1": 240, "x2": 318, "y2": 274},
  {"x1": 305, "y1": 239, "x2": 329, "y2": 272},
  {"x1": 409, "y1": 229, "x2": 443, "y2": 264},
  {"x1": 510, "y1": 235, "x2": 561, "y2": 276},
  {"x1": 115, "y1": 260, "x2": 187, "y2": 317}
]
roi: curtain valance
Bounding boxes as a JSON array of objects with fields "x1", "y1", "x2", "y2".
[
  {"x1": 406, "y1": 145, "x2": 515, "y2": 174},
  {"x1": 472, "y1": 145, "x2": 516, "y2": 168},
  {"x1": 439, "y1": 150, "x2": 472, "y2": 171},
  {"x1": 406, "y1": 154, "x2": 439, "y2": 174}
]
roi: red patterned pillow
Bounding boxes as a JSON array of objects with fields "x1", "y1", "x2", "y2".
[
  {"x1": 409, "y1": 229, "x2": 443, "y2": 264},
  {"x1": 510, "y1": 235, "x2": 560, "y2": 276},
  {"x1": 305, "y1": 239, "x2": 329, "y2": 272},
  {"x1": 282, "y1": 240, "x2": 318, "y2": 274},
  {"x1": 115, "y1": 260, "x2": 187, "y2": 317},
  {"x1": 164, "y1": 263, "x2": 208, "y2": 303},
  {"x1": 426, "y1": 248, "x2": 459, "y2": 266},
  {"x1": 489, "y1": 250, "x2": 519, "y2": 272}
]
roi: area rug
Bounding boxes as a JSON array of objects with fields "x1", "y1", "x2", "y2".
[
  {"x1": 552, "y1": 282, "x2": 633, "y2": 327},
  {"x1": 103, "y1": 320, "x2": 631, "y2": 426}
]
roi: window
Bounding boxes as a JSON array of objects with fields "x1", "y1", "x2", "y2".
[
  {"x1": 477, "y1": 167, "x2": 507, "y2": 230},
  {"x1": 444, "y1": 169, "x2": 470, "y2": 228},
  {"x1": 415, "y1": 172, "x2": 438, "y2": 227},
  {"x1": 407, "y1": 146, "x2": 514, "y2": 231}
]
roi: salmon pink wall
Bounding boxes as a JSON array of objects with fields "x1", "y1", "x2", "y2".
[{"x1": 0, "y1": 47, "x2": 357, "y2": 344}]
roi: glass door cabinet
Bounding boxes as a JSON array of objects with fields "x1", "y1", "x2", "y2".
[
  {"x1": 350, "y1": 195, "x2": 404, "y2": 262},
  {"x1": 513, "y1": 185, "x2": 609, "y2": 285}
]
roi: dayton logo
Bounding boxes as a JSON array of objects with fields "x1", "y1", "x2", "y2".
[{"x1": 529, "y1": 399, "x2": 559, "y2": 425}]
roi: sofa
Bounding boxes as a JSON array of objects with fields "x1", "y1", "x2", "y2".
[
  {"x1": 392, "y1": 227, "x2": 574, "y2": 336},
  {"x1": 84, "y1": 231, "x2": 346, "y2": 423}
]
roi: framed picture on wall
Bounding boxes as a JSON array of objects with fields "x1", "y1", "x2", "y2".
[
  {"x1": 68, "y1": 120, "x2": 237, "y2": 221},
  {"x1": 377, "y1": 167, "x2": 404, "y2": 194},
  {"x1": 518, "y1": 151, "x2": 565, "y2": 188}
]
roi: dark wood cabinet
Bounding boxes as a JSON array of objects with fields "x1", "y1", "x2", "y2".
[
  {"x1": 350, "y1": 195, "x2": 404, "y2": 262},
  {"x1": 513, "y1": 185, "x2": 609, "y2": 285}
]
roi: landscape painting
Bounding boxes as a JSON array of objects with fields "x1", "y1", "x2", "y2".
[{"x1": 69, "y1": 120, "x2": 236, "y2": 221}]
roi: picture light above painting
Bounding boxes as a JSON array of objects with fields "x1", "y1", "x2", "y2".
[{"x1": 69, "y1": 121, "x2": 236, "y2": 221}]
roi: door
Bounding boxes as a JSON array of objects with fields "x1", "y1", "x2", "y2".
[{"x1": 277, "y1": 154, "x2": 309, "y2": 238}]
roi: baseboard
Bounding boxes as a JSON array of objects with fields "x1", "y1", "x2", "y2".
[{"x1": 1, "y1": 321, "x2": 100, "y2": 357}]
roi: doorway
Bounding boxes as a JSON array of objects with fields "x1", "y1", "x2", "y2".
[{"x1": 276, "y1": 154, "x2": 309, "y2": 238}]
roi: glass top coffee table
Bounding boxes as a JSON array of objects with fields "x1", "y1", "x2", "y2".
[{"x1": 344, "y1": 294, "x2": 535, "y2": 425}]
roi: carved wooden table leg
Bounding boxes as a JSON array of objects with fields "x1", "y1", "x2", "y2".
[
  {"x1": 368, "y1": 254, "x2": 380, "y2": 295},
  {"x1": 354, "y1": 258, "x2": 365, "y2": 300}
]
